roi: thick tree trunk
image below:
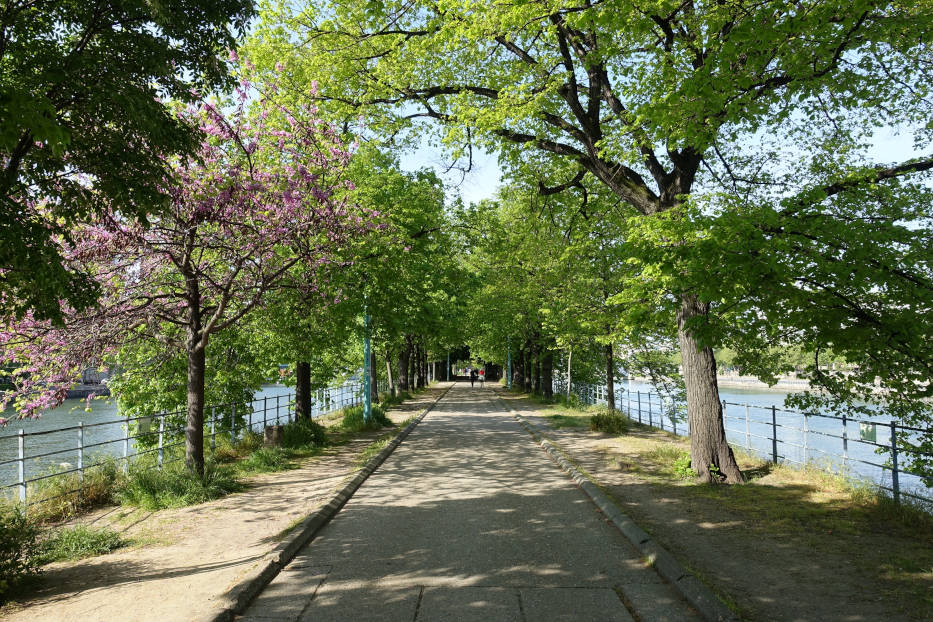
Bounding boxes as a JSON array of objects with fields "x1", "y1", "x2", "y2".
[
  {"x1": 370, "y1": 348, "x2": 379, "y2": 404},
  {"x1": 605, "y1": 343, "x2": 616, "y2": 411},
  {"x1": 295, "y1": 361, "x2": 312, "y2": 419},
  {"x1": 398, "y1": 338, "x2": 411, "y2": 392},
  {"x1": 513, "y1": 347, "x2": 524, "y2": 388},
  {"x1": 678, "y1": 293, "x2": 743, "y2": 484},
  {"x1": 185, "y1": 337, "x2": 206, "y2": 477},
  {"x1": 385, "y1": 351, "x2": 395, "y2": 397},
  {"x1": 542, "y1": 349, "x2": 554, "y2": 399},
  {"x1": 417, "y1": 341, "x2": 426, "y2": 388}
]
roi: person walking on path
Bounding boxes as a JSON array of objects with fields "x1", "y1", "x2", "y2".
[
  {"x1": 479, "y1": 367, "x2": 485, "y2": 388},
  {"x1": 469, "y1": 368, "x2": 477, "y2": 387}
]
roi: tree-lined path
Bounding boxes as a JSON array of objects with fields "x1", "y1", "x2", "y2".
[{"x1": 240, "y1": 382, "x2": 700, "y2": 621}]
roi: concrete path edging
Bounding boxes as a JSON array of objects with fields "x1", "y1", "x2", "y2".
[
  {"x1": 497, "y1": 395, "x2": 740, "y2": 622},
  {"x1": 198, "y1": 385, "x2": 452, "y2": 622}
]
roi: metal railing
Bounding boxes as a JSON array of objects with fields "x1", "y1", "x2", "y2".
[
  {"x1": 552, "y1": 377, "x2": 932, "y2": 506},
  {"x1": 0, "y1": 380, "x2": 377, "y2": 508}
]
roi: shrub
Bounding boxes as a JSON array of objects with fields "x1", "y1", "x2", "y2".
[
  {"x1": 340, "y1": 404, "x2": 392, "y2": 432},
  {"x1": 0, "y1": 503, "x2": 41, "y2": 599},
  {"x1": 589, "y1": 408, "x2": 628, "y2": 435},
  {"x1": 238, "y1": 447, "x2": 292, "y2": 474},
  {"x1": 116, "y1": 461, "x2": 242, "y2": 510},
  {"x1": 212, "y1": 430, "x2": 263, "y2": 463},
  {"x1": 673, "y1": 452, "x2": 699, "y2": 480},
  {"x1": 282, "y1": 418, "x2": 328, "y2": 448},
  {"x1": 30, "y1": 456, "x2": 124, "y2": 523},
  {"x1": 38, "y1": 524, "x2": 124, "y2": 564}
]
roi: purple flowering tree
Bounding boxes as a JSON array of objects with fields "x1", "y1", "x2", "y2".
[{"x1": 1, "y1": 76, "x2": 377, "y2": 474}]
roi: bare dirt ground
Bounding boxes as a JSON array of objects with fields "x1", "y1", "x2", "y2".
[
  {"x1": 0, "y1": 388, "x2": 444, "y2": 622},
  {"x1": 499, "y1": 390, "x2": 933, "y2": 622}
]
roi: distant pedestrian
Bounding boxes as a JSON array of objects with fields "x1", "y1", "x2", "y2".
[
  {"x1": 470, "y1": 368, "x2": 477, "y2": 387},
  {"x1": 479, "y1": 368, "x2": 485, "y2": 388}
]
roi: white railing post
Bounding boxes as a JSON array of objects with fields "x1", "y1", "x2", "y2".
[
  {"x1": 842, "y1": 414, "x2": 849, "y2": 468},
  {"x1": 77, "y1": 422, "x2": 85, "y2": 484},
  {"x1": 123, "y1": 421, "x2": 129, "y2": 475},
  {"x1": 17, "y1": 429, "x2": 26, "y2": 503},
  {"x1": 803, "y1": 413, "x2": 809, "y2": 465},
  {"x1": 890, "y1": 422, "x2": 900, "y2": 504},
  {"x1": 158, "y1": 416, "x2": 165, "y2": 469}
]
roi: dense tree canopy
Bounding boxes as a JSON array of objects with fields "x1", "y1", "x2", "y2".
[
  {"x1": 0, "y1": 0, "x2": 255, "y2": 322},
  {"x1": 0, "y1": 0, "x2": 931, "y2": 487},
  {"x1": 252, "y1": 0, "x2": 933, "y2": 482}
]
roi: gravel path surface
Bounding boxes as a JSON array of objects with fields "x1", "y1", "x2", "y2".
[{"x1": 240, "y1": 383, "x2": 700, "y2": 621}]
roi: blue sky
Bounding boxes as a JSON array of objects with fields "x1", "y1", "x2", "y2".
[{"x1": 398, "y1": 126, "x2": 926, "y2": 207}]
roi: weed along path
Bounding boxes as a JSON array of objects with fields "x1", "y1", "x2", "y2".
[
  {"x1": 0, "y1": 387, "x2": 449, "y2": 622},
  {"x1": 239, "y1": 383, "x2": 702, "y2": 622}
]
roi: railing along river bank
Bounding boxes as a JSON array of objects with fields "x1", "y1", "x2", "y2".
[
  {"x1": 552, "y1": 377, "x2": 933, "y2": 506},
  {"x1": 0, "y1": 380, "x2": 375, "y2": 507}
]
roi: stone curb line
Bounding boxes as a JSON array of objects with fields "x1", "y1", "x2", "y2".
[
  {"x1": 199, "y1": 385, "x2": 453, "y2": 622},
  {"x1": 496, "y1": 393, "x2": 740, "y2": 622}
]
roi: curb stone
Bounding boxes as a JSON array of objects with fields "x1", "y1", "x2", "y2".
[
  {"x1": 497, "y1": 393, "x2": 740, "y2": 622},
  {"x1": 198, "y1": 385, "x2": 452, "y2": 622}
]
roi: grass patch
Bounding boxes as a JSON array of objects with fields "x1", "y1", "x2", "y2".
[
  {"x1": 273, "y1": 515, "x2": 307, "y2": 541},
  {"x1": 281, "y1": 418, "x2": 328, "y2": 449},
  {"x1": 545, "y1": 412, "x2": 590, "y2": 429},
  {"x1": 357, "y1": 436, "x2": 392, "y2": 467},
  {"x1": 589, "y1": 408, "x2": 629, "y2": 435},
  {"x1": 38, "y1": 524, "x2": 124, "y2": 564},
  {"x1": 213, "y1": 431, "x2": 264, "y2": 463},
  {"x1": 236, "y1": 447, "x2": 293, "y2": 475},
  {"x1": 339, "y1": 404, "x2": 392, "y2": 433},
  {"x1": 381, "y1": 391, "x2": 412, "y2": 408},
  {"x1": 28, "y1": 456, "x2": 125, "y2": 523},
  {"x1": 116, "y1": 461, "x2": 242, "y2": 510}
]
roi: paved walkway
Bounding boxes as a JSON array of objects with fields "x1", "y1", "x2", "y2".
[{"x1": 239, "y1": 383, "x2": 700, "y2": 621}]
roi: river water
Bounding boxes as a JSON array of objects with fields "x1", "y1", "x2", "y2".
[
  {"x1": 3, "y1": 379, "x2": 930, "y2": 503},
  {"x1": 0, "y1": 385, "x2": 299, "y2": 494},
  {"x1": 581, "y1": 379, "x2": 932, "y2": 503}
]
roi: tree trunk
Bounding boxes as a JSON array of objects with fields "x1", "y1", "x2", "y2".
[
  {"x1": 407, "y1": 336, "x2": 416, "y2": 389},
  {"x1": 385, "y1": 351, "x2": 395, "y2": 397},
  {"x1": 523, "y1": 347, "x2": 533, "y2": 391},
  {"x1": 416, "y1": 341, "x2": 425, "y2": 388},
  {"x1": 513, "y1": 347, "x2": 524, "y2": 388},
  {"x1": 185, "y1": 336, "x2": 206, "y2": 477},
  {"x1": 398, "y1": 338, "x2": 411, "y2": 392},
  {"x1": 422, "y1": 347, "x2": 428, "y2": 385},
  {"x1": 605, "y1": 343, "x2": 616, "y2": 411},
  {"x1": 370, "y1": 347, "x2": 379, "y2": 404},
  {"x1": 678, "y1": 293, "x2": 744, "y2": 484},
  {"x1": 566, "y1": 348, "x2": 572, "y2": 401},
  {"x1": 295, "y1": 361, "x2": 312, "y2": 419},
  {"x1": 542, "y1": 349, "x2": 554, "y2": 399},
  {"x1": 533, "y1": 351, "x2": 541, "y2": 394}
]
